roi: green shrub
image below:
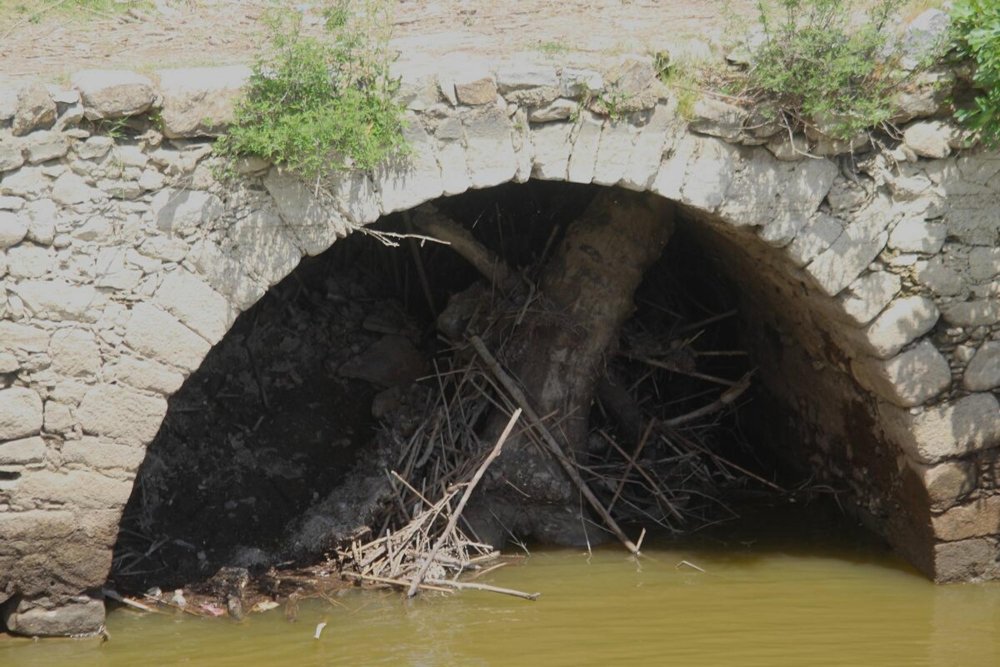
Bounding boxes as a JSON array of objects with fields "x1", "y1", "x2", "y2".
[
  {"x1": 215, "y1": 0, "x2": 407, "y2": 178},
  {"x1": 950, "y1": 0, "x2": 1000, "y2": 146},
  {"x1": 741, "y1": 0, "x2": 906, "y2": 140}
]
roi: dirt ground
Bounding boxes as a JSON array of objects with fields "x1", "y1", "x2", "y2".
[{"x1": 0, "y1": 0, "x2": 756, "y2": 82}]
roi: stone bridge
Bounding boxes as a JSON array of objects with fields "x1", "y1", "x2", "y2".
[{"x1": 0, "y1": 49, "x2": 998, "y2": 635}]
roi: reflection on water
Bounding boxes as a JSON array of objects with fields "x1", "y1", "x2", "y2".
[{"x1": 3, "y1": 506, "x2": 1000, "y2": 666}]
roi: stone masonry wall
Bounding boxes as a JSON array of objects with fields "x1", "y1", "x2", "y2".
[{"x1": 0, "y1": 40, "x2": 998, "y2": 634}]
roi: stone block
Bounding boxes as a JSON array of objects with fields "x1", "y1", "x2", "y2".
[
  {"x1": 7, "y1": 243, "x2": 54, "y2": 280},
  {"x1": 651, "y1": 134, "x2": 699, "y2": 200},
  {"x1": 621, "y1": 103, "x2": 676, "y2": 191},
  {"x1": 913, "y1": 460, "x2": 975, "y2": 508},
  {"x1": 854, "y1": 295, "x2": 939, "y2": 359},
  {"x1": 0, "y1": 166, "x2": 51, "y2": 198},
  {"x1": 454, "y1": 71, "x2": 497, "y2": 106},
  {"x1": 903, "y1": 120, "x2": 952, "y2": 158},
  {"x1": 24, "y1": 131, "x2": 69, "y2": 164},
  {"x1": 376, "y1": 121, "x2": 443, "y2": 214},
  {"x1": 932, "y1": 495, "x2": 1000, "y2": 541},
  {"x1": 941, "y1": 299, "x2": 1000, "y2": 327},
  {"x1": 888, "y1": 218, "x2": 947, "y2": 254},
  {"x1": 78, "y1": 384, "x2": 167, "y2": 447},
  {"x1": 880, "y1": 393, "x2": 1000, "y2": 463},
  {"x1": 496, "y1": 62, "x2": 559, "y2": 92},
  {"x1": 188, "y1": 240, "x2": 266, "y2": 311},
  {"x1": 0, "y1": 210, "x2": 28, "y2": 248},
  {"x1": 531, "y1": 122, "x2": 573, "y2": 180},
  {"x1": 48, "y1": 328, "x2": 101, "y2": 377},
  {"x1": 123, "y1": 302, "x2": 210, "y2": 372},
  {"x1": 0, "y1": 138, "x2": 25, "y2": 172},
  {"x1": 688, "y1": 96, "x2": 746, "y2": 141},
  {"x1": 51, "y1": 172, "x2": 100, "y2": 206},
  {"x1": 329, "y1": 170, "x2": 380, "y2": 227},
  {"x1": 679, "y1": 137, "x2": 737, "y2": 211},
  {"x1": 592, "y1": 120, "x2": 638, "y2": 187},
  {"x1": 560, "y1": 68, "x2": 603, "y2": 97},
  {"x1": 786, "y1": 214, "x2": 844, "y2": 267},
  {"x1": 61, "y1": 437, "x2": 147, "y2": 472},
  {"x1": 228, "y1": 208, "x2": 301, "y2": 286},
  {"x1": 915, "y1": 256, "x2": 964, "y2": 296},
  {"x1": 529, "y1": 99, "x2": 578, "y2": 123},
  {"x1": 110, "y1": 356, "x2": 185, "y2": 395},
  {"x1": 157, "y1": 65, "x2": 251, "y2": 138},
  {"x1": 153, "y1": 270, "x2": 237, "y2": 344},
  {"x1": 0, "y1": 387, "x2": 43, "y2": 441},
  {"x1": 150, "y1": 188, "x2": 224, "y2": 235},
  {"x1": 435, "y1": 139, "x2": 471, "y2": 196},
  {"x1": 0, "y1": 321, "x2": 50, "y2": 352},
  {"x1": 2, "y1": 596, "x2": 105, "y2": 637},
  {"x1": 263, "y1": 169, "x2": 353, "y2": 253},
  {"x1": 11, "y1": 279, "x2": 103, "y2": 322},
  {"x1": 462, "y1": 107, "x2": 517, "y2": 188},
  {"x1": 11, "y1": 82, "x2": 56, "y2": 136},
  {"x1": 964, "y1": 341, "x2": 1000, "y2": 391},
  {"x1": 566, "y1": 111, "x2": 603, "y2": 184},
  {"x1": 933, "y1": 537, "x2": 1000, "y2": 582},
  {"x1": 71, "y1": 69, "x2": 156, "y2": 120},
  {"x1": 969, "y1": 247, "x2": 1000, "y2": 282},
  {"x1": 43, "y1": 401, "x2": 75, "y2": 434},
  {"x1": 851, "y1": 340, "x2": 950, "y2": 407},
  {"x1": 807, "y1": 226, "x2": 889, "y2": 297},
  {"x1": 0, "y1": 436, "x2": 46, "y2": 465}
]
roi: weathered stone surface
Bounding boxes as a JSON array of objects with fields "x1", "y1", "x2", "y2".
[
  {"x1": 0, "y1": 210, "x2": 28, "y2": 248},
  {"x1": 916, "y1": 256, "x2": 964, "y2": 296},
  {"x1": 157, "y1": 65, "x2": 250, "y2": 138},
  {"x1": 529, "y1": 98, "x2": 578, "y2": 123},
  {"x1": 679, "y1": 137, "x2": 740, "y2": 211},
  {"x1": 0, "y1": 165, "x2": 50, "y2": 198},
  {"x1": 377, "y1": 122, "x2": 443, "y2": 214},
  {"x1": 888, "y1": 218, "x2": 947, "y2": 254},
  {"x1": 263, "y1": 169, "x2": 352, "y2": 253},
  {"x1": 496, "y1": 62, "x2": 559, "y2": 92},
  {"x1": 855, "y1": 295, "x2": 939, "y2": 359},
  {"x1": 560, "y1": 68, "x2": 603, "y2": 97},
  {"x1": 880, "y1": 393, "x2": 1000, "y2": 463},
  {"x1": 0, "y1": 436, "x2": 46, "y2": 465},
  {"x1": 49, "y1": 328, "x2": 101, "y2": 377},
  {"x1": 933, "y1": 495, "x2": 1000, "y2": 542},
  {"x1": 24, "y1": 131, "x2": 69, "y2": 164},
  {"x1": 151, "y1": 188, "x2": 224, "y2": 235},
  {"x1": 0, "y1": 321, "x2": 50, "y2": 352},
  {"x1": 934, "y1": 537, "x2": 1000, "y2": 582},
  {"x1": 2, "y1": 597, "x2": 105, "y2": 637},
  {"x1": 531, "y1": 121, "x2": 573, "y2": 180},
  {"x1": 44, "y1": 401, "x2": 75, "y2": 434},
  {"x1": 0, "y1": 138, "x2": 25, "y2": 172},
  {"x1": 903, "y1": 121, "x2": 952, "y2": 159},
  {"x1": 51, "y1": 172, "x2": 100, "y2": 205},
  {"x1": 61, "y1": 437, "x2": 147, "y2": 471},
  {"x1": 463, "y1": 107, "x2": 516, "y2": 188},
  {"x1": 12, "y1": 82, "x2": 56, "y2": 136},
  {"x1": 964, "y1": 341, "x2": 1000, "y2": 391},
  {"x1": 688, "y1": 97, "x2": 746, "y2": 141},
  {"x1": 454, "y1": 75, "x2": 497, "y2": 106},
  {"x1": 900, "y1": 9, "x2": 951, "y2": 70},
  {"x1": 188, "y1": 240, "x2": 266, "y2": 311},
  {"x1": 0, "y1": 387, "x2": 44, "y2": 441},
  {"x1": 71, "y1": 70, "x2": 156, "y2": 119},
  {"x1": 786, "y1": 214, "x2": 843, "y2": 267},
  {"x1": 807, "y1": 221, "x2": 889, "y2": 297},
  {"x1": 76, "y1": 135, "x2": 113, "y2": 160},
  {"x1": 566, "y1": 111, "x2": 603, "y2": 184},
  {"x1": 110, "y1": 356, "x2": 185, "y2": 395},
  {"x1": 435, "y1": 138, "x2": 471, "y2": 195},
  {"x1": 123, "y1": 302, "x2": 210, "y2": 372},
  {"x1": 227, "y1": 208, "x2": 300, "y2": 286},
  {"x1": 78, "y1": 384, "x2": 167, "y2": 446},
  {"x1": 153, "y1": 270, "x2": 237, "y2": 344},
  {"x1": 11, "y1": 280, "x2": 103, "y2": 322},
  {"x1": 851, "y1": 340, "x2": 950, "y2": 407},
  {"x1": 941, "y1": 299, "x2": 1000, "y2": 327},
  {"x1": 621, "y1": 103, "x2": 676, "y2": 191},
  {"x1": 913, "y1": 460, "x2": 975, "y2": 508},
  {"x1": 969, "y1": 247, "x2": 1000, "y2": 282}
]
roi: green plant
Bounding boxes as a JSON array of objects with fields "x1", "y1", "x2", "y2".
[
  {"x1": 741, "y1": 0, "x2": 908, "y2": 140},
  {"x1": 215, "y1": 0, "x2": 408, "y2": 179},
  {"x1": 949, "y1": 0, "x2": 1000, "y2": 146}
]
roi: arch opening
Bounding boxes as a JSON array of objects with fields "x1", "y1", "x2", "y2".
[{"x1": 110, "y1": 180, "x2": 882, "y2": 600}]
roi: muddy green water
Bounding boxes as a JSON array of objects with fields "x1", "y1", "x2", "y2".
[{"x1": 4, "y1": 510, "x2": 1000, "y2": 666}]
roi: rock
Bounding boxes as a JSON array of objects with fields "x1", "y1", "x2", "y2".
[
  {"x1": 786, "y1": 214, "x2": 844, "y2": 267},
  {"x1": 76, "y1": 135, "x2": 113, "y2": 160},
  {"x1": 888, "y1": 218, "x2": 946, "y2": 253},
  {"x1": 765, "y1": 133, "x2": 809, "y2": 161},
  {"x1": 153, "y1": 270, "x2": 237, "y2": 344},
  {"x1": 855, "y1": 295, "x2": 939, "y2": 359},
  {"x1": 0, "y1": 387, "x2": 44, "y2": 441},
  {"x1": 0, "y1": 166, "x2": 51, "y2": 198},
  {"x1": 916, "y1": 256, "x2": 964, "y2": 296},
  {"x1": 43, "y1": 401, "x2": 75, "y2": 434},
  {"x1": 0, "y1": 436, "x2": 46, "y2": 465},
  {"x1": 688, "y1": 97, "x2": 746, "y2": 141},
  {"x1": 24, "y1": 200, "x2": 57, "y2": 245},
  {"x1": 529, "y1": 98, "x2": 578, "y2": 123},
  {"x1": 78, "y1": 384, "x2": 168, "y2": 446},
  {"x1": 933, "y1": 495, "x2": 1000, "y2": 542},
  {"x1": 123, "y1": 302, "x2": 209, "y2": 372},
  {"x1": 11, "y1": 280, "x2": 103, "y2": 322},
  {"x1": 964, "y1": 341, "x2": 1000, "y2": 391},
  {"x1": 806, "y1": 226, "x2": 889, "y2": 297},
  {"x1": 892, "y1": 70, "x2": 954, "y2": 123},
  {"x1": 560, "y1": 68, "x2": 603, "y2": 97},
  {"x1": 934, "y1": 537, "x2": 1000, "y2": 582},
  {"x1": 6, "y1": 243, "x2": 52, "y2": 278},
  {"x1": 912, "y1": 460, "x2": 974, "y2": 508},
  {"x1": 0, "y1": 138, "x2": 25, "y2": 172},
  {"x1": 941, "y1": 299, "x2": 1000, "y2": 327},
  {"x1": 51, "y1": 172, "x2": 100, "y2": 205},
  {"x1": 903, "y1": 121, "x2": 952, "y2": 158},
  {"x1": 453, "y1": 74, "x2": 498, "y2": 106},
  {"x1": 879, "y1": 393, "x2": 1000, "y2": 463},
  {"x1": 71, "y1": 70, "x2": 156, "y2": 120},
  {"x1": 60, "y1": 437, "x2": 147, "y2": 471},
  {"x1": 968, "y1": 247, "x2": 1000, "y2": 282},
  {"x1": 49, "y1": 328, "x2": 101, "y2": 377},
  {"x1": 496, "y1": 62, "x2": 559, "y2": 92},
  {"x1": 0, "y1": 321, "x2": 50, "y2": 353},
  {"x1": 110, "y1": 356, "x2": 185, "y2": 395},
  {"x1": 150, "y1": 188, "x2": 224, "y2": 235},
  {"x1": 12, "y1": 83, "x2": 57, "y2": 136},
  {"x1": 376, "y1": 121, "x2": 443, "y2": 215},
  {"x1": 24, "y1": 131, "x2": 69, "y2": 164},
  {"x1": 2, "y1": 597, "x2": 106, "y2": 637},
  {"x1": 851, "y1": 340, "x2": 950, "y2": 407},
  {"x1": 531, "y1": 121, "x2": 573, "y2": 180},
  {"x1": 463, "y1": 106, "x2": 517, "y2": 188},
  {"x1": 0, "y1": 211, "x2": 28, "y2": 248},
  {"x1": 338, "y1": 335, "x2": 429, "y2": 387},
  {"x1": 900, "y1": 9, "x2": 950, "y2": 70},
  {"x1": 157, "y1": 65, "x2": 250, "y2": 138}
]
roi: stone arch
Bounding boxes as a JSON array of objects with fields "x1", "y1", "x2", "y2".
[{"x1": 1, "y1": 59, "x2": 998, "y2": 634}]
